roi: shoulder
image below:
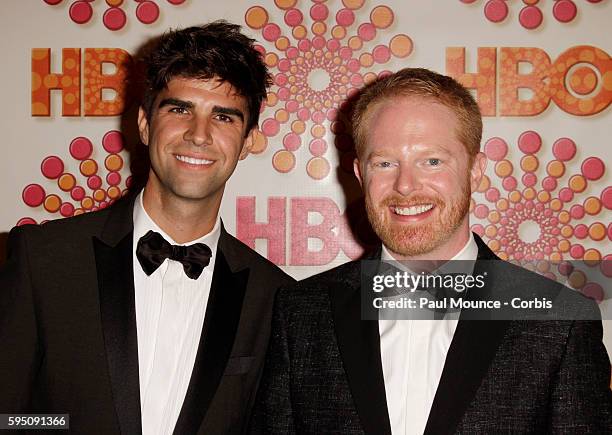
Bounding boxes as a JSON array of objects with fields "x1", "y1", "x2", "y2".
[
  {"x1": 219, "y1": 231, "x2": 294, "y2": 286},
  {"x1": 265, "y1": 260, "x2": 361, "y2": 328},
  {"x1": 500, "y1": 259, "x2": 598, "y2": 313},
  {"x1": 276, "y1": 260, "x2": 362, "y2": 305},
  {"x1": 297, "y1": 259, "x2": 362, "y2": 289},
  {"x1": 472, "y1": 260, "x2": 605, "y2": 362},
  {"x1": 3, "y1": 209, "x2": 117, "y2": 284},
  {"x1": 8, "y1": 207, "x2": 111, "y2": 248}
]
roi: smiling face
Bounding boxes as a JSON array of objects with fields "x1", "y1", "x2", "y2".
[
  {"x1": 354, "y1": 97, "x2": 486, "y2": 260},
  {"x1": 138, "y1": 76, "x2": 255, "y2": 213}
]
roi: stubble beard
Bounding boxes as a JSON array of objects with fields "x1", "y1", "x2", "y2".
[
  {"x1": 365, "y1": 181, "x2": 471, "y2": 258},
  {"x1": 145, "y1": 172, "x2": 215, "y2": 215}
]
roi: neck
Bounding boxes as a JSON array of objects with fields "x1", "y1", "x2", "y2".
[{"x1": 142, "y1": 185, "x2": 220, "y2": 244}]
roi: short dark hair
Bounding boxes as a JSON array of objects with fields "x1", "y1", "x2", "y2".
[
  {"x1": 141, "y1": 21, "x2": 271, "y2": 135},
  {"x1": 352, "y1": 68, "x2": 482, "y2": 161}
]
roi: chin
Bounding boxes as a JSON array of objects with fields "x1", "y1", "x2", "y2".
[
  {"x1": 164, "y1": 186, "x2": 211, "y2": 202},
  {"x1": 382, "y1": 230, "x2": 440, "y2": 257}
]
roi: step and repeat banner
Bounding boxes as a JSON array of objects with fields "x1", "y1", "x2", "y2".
[{"x1": 0, "y1": 0, "x2": 610, "y2": 350}]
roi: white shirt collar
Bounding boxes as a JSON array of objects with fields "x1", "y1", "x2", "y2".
[{"x1": 133, "y1": 189, "x2": 221, "y2": 256}]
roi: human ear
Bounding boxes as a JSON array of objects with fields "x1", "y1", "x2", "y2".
[
  {"x1": 469, "y1": 152, "x2": 487, "y2": 193},
  {"x1": 239, "y1": 128, "x2": 259, "y2": 160},
  {"x1": 137, "y1": 107, "x2": 150, "y2": 146}
]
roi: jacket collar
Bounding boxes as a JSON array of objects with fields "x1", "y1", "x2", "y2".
[
  {"x1": 424, "y1": 233, "x2": 511, "y2": 435},
  {"x1": 331, "y1": 234, "x2": 510, "y2": 435},
  {"x1": 94, "y1": 191, "x2": 250, "y2": 435}
]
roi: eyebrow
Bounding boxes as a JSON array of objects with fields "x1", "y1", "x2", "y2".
[
  {"x1": 366, "y1": 146, "x2": 453, "y2": 160},
  {"x1": 366, "y1": 152, "x2": 387, "y2": 161},
  {"x1": 212, "y1": 105, "x2": 245, "y2": 122},
  {"x1": 367, "y1": 150, "x2": 397, "y2": 159},
  {"x1": 158, "y1": 98, "x2": 193, "y2": 110},
  {"x1": 157, "y1": 100, "x2": 245, "y2": 122}
]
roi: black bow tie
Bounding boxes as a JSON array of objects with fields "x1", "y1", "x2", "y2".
[{"x1": 136, "y1": 230, "x2": 212, "y2": 280}]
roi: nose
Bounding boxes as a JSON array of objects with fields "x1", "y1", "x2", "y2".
[
  {"x1": 183, "y1": 116, "x2": 212, "y2": 146},
  {"x1": 394, "y1": 164, "x2": 422, "y2": 196}
]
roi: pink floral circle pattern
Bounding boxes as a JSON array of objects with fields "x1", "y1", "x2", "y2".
[
  {"x1": 19, "y1": 130, "x2": 131, "y2": 225},
  {"x1": 462, "y1": 0, "x2": 607, "y2": 30},
  {"x1": 42, "y1": 0, "x2": 186, "y2": 31},
  {"x1": 470, "y1": 131, "x2": 610, "y2": 264},
  {"x1": 245, "y1": 0, "x2": 413, "y2": 180}
]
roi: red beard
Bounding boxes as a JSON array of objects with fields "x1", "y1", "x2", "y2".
[{"x1": 365, "y1": 183, "x2": 471, "y2": 258}]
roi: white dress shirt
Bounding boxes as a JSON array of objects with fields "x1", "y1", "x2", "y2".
[
  {"x1": 379, "y1": 234, "x2": 478, "y2": 435},
  {"x1": 132, "y1": 191, "x2": 221, "y2": 435}
]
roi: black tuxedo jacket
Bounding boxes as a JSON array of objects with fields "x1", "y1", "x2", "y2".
[
  {"x1": 251, "y1": 236, "x2": 612, "y2": 434},
  {"x1": 0, "y1": 194, "x2": 294, "y2": 434}
]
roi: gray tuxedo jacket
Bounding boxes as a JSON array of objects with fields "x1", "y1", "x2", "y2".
[
  {"x1": 251, "y1": 236, "x2": 612, "y2": 434},
  {"x1": 0, "y1": 193, "x2": 294, "y2": 434}
]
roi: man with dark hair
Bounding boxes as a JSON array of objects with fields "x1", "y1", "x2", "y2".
[
  {"x1": 251, "y1": 68, "x2": 611, "y2": 434},
  {"x1": 0, "y1": 21, "x2": 293, "y2": 434}
]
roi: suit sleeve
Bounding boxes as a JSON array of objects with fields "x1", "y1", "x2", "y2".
[
  {"x1": 549, "y1": 316, "x2": 612, "y2": 432},
  {"x1": 249, "y1": 288, "x2": 296, "y2": 434},
  {"x1": 0, "y1": 226, "x2": 42, "y2": 412}
]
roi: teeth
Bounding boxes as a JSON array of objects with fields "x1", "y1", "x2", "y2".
[
  {"x1": 393, "y1": 204, "x2": 434, "y2": 216},
  {"x1": 176, "y1": 155, "x2": 213, "y2": 165}
]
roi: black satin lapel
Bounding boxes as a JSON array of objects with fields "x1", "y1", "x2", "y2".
[
  {"x1": 424, "y1": 245, "x2": 510, "y2": 435},
  {"x1": 173, "y1": 249, "x2": 249, "y2": 435},
  {"x1": 94, "y1": 232, "x2": 142, "y2": 435},
  {"x1": 330, "y1": 262, "x2": 392, "y2": 435}
]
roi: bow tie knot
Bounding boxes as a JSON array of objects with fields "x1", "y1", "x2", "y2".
[
  {"x1": 171, "y1": 244, "x2": 187, "y2": 260},
  {"x1": 136, "y1": 230, "x2": 212, "y2": 280}
]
